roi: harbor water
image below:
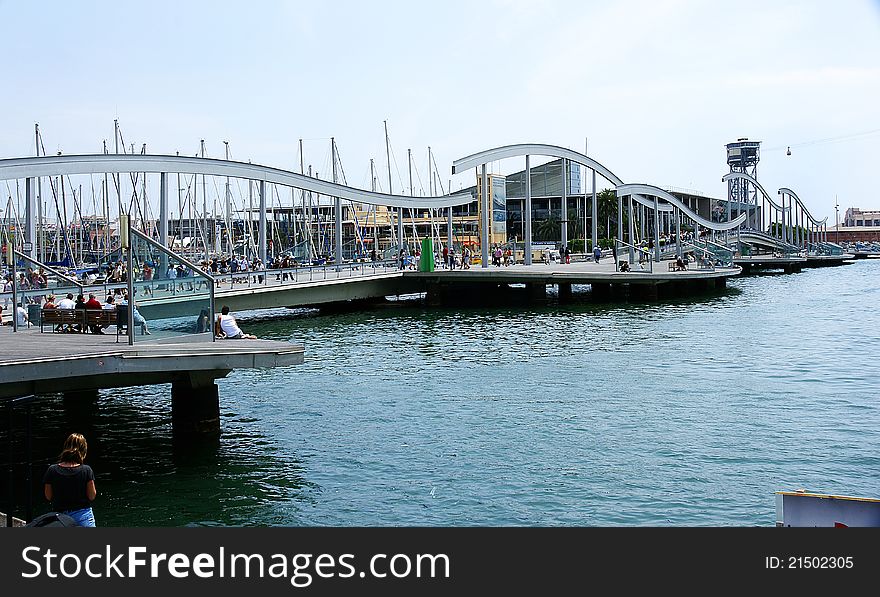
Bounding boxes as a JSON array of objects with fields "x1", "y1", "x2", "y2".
[{"x1": 13, "y1": 259, "x2": 880, "y2": 526}]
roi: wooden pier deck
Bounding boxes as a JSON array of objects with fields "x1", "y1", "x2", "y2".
[{"x1": 0, "y1": 327, "x2": 303, "y2": 400}]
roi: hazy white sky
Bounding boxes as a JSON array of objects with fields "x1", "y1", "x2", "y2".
[{"x1": 1, "y1": 0, "x2": 878, "y2": 220}]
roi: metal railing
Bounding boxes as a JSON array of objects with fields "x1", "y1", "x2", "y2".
[
  {"x1": 209, "y1": 258, "x2": 400, "y2": 290},
  {"x1": 613, "y1": 238, "x2": 653, "y2": 273}
]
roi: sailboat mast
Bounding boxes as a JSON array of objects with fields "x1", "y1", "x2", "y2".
[
  {"x1": 384, "y1": 120, "x2": 401, "y2": 250},
  {"x1": 332, "y1": 138, "x2": 342, "y2": 268},
  {"x1": 34, "y1": 123, "x2": 43, "y2": 262},
  {"x1": 370, "y1": 159, "x2": 378, "y2": 251},
  {"x1": 224, "y1": 141, "x2": 231, "y2": 255},
  {"x1": 200, "y1": 139, "x2": 208, "y2": 261}
]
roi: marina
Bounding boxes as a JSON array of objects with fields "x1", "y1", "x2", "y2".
[{"x1": 0, "y1": 135, "x2": 872, "y2": 529}]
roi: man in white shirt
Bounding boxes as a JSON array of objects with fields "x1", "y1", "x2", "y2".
[
  {"x1": 57, "y1": 293, "x2": 76, "y2": 309},
  {"x1": 217, "y1": 305, "x2": 256, "y2": 339}
]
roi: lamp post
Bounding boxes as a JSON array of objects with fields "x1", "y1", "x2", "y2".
[{"x1": 834, "y1": 196, "x2": 839, "y2": 242}]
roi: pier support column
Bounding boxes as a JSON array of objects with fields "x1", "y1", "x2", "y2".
[
  {"x1": 62, "y1": 389, "x2": 99, "y2": 402},
  {"x1": 527, "y1": 283, "x2": 546, "y2": 303},
  {"x1": 172, "y1": 374, "x2": 222, "y2": 436},
  {"x1": 557, "y1": 283, "x2": 573, "y2": 303},
  {"x1": 637, "y1": 284, "x2": 658, "y2": 301},
  {"x1": 590, "y1": 282, "x2": 611, "y2": 301}
]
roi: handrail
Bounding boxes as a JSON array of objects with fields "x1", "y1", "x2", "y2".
[
  {"x1": 613, "y1": 237, "x2": 653, "y2": 272},
  {"x1": 12, "y1": 249, "x2": 84, "y2": 291},
  {"x1": 130, "y1": 229, "x2": 215, "y2": 282}
]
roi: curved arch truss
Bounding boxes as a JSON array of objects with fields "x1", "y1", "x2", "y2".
[
  {"x1": 453, "y1": 143, "x2": 673, "y2": 213},
  {"x1": 0, "y1": 154, "x2": 473, "y2": 209},
  {"x1": 617, "y1": 184, "x2": 747, "y2": 231}
]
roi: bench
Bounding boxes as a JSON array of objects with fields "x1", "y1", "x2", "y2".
[
  {"x1": 41, "y1": 308, "x2": 117, "y2": 333},
  {"x1": 40, "y1": 309, "x2": 81, "y2": 333},
  {"x1": 86, "y1": 309, "x2": 117, "y2": 332}
]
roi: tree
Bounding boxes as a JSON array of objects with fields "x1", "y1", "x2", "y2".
[{"x1": 596, "y1": 189, "x2": 617, "y2": 239}]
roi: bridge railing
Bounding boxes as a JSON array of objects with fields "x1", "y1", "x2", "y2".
[
  {"x1": 613, "y1": 238, "x2": 653, "y2": 273},
  {"x1": 210, "y1": 258, "x2": 401, "y2": 290}
]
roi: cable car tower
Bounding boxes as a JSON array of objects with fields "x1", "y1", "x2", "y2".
[{"x1": 725, "y1": 138, "x2": 760, "y2": 229}]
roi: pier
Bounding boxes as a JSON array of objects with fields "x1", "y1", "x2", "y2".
[{"x1": 0, "y1": 329, "x2": 303, "y2": 435}]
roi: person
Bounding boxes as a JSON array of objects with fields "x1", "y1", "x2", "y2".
[
  {"x1": 118, "y1": 292, "x2": 151, "y2": 335},
  {"x1": 74, "y1": 294, "x2": 88, "y2": 332},
  {"x1": 675, "y1": 255, "x2": 686, "y2": 271},
  {"x1": 398, "y1": 249, "x2": 406, "y2": 270},
  {"x1": 593, "y1": 244, "x2": 602, "y2": 263},
  {"x1": 217, "y1": 305, "x2": 256, "y2": 339},
  {"x1": 43, "y1": 294, "x2": 57, "y2": 309},
  {"x1": 42, "y1": 433, "x2": 97, "y2": 527},
  {"x1": 619, "y1": 260, "x2": 630, "y2": 272},
  {"x1": 57, "y1": 292, "x2": 76, "y2": 309},
  {"x1": 196, "y1": 308, "x2": 210, "y2": 333},
  {"x1": 565, "y1": 246, "x2": 572, "y2": 264},
  {"x1": 85, "y1": 293, "x2": 104, "y2": 334},
  {"x1": 7, "y1": 303, "x2": 28, "y2": 327}
]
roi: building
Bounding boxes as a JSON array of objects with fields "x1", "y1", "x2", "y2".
[{"x1": 843, "y1": 207, "x2": 880, "y2": 228}]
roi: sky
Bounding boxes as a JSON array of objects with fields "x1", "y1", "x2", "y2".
[{"x1": 1, "y1": 0, "x2": 878, "y2": 222}]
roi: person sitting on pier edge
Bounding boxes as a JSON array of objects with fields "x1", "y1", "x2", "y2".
[
  {"x1": 675, "y1": 255, "x2": 686, "y2": 271},
  {"x1": 217, "y1": 305, "x2": 256, "y2": 339},
  {"x1": 42, "y1": 433, "x2": 97, "y2": 527}
]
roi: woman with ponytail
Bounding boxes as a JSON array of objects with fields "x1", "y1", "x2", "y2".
[{"x1": 42, "y1": 433, "x2": 98, "y2": 527}]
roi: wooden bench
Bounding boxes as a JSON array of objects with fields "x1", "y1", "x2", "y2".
[
  {"x1": 86, "y1": 309, "x2": 117, "y2": 333},
  {"x1": 41, "y1": 308, "x2": 117, "y2": 333},
  {"x1": 40, "y1": 309, "x2": 81, "y2": 333}
]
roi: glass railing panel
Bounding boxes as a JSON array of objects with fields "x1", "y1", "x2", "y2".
[{"x1": 127, "y1": 229, "x2": 214, "y2": 343}]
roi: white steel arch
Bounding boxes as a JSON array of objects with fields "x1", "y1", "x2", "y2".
[
  {"x1": 777, "y1": 187, "x2": 827, "y2": 226},
  {"x1": 0, "y1": 154, "x2": 473, "y2": 209},
  {"x1": 617, "y1": 184, "x2": 747, "y2": 231},
  {"x1": 452, "y1": 143, "x2": 674, "y2": 213},
  {"x1": 722, "y1": 172, "x2": 788, "y2": 212}
]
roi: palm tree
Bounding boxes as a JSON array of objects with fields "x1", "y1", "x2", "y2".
[{"x1": 597, "y1": 189, "x2": 617, "y2": 239}]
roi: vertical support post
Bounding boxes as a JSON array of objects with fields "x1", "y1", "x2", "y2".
[
  {"x1": 627, "y1": 195, "x2": 635, "y2": 263},
  {"x1": 591, "y1": 168, "x2": 598, "y2": 249},
  {"x1": 525, "y1": 155, "x2": 532, "y2": 265},
  {"x1": 447, "y1": 207, "x2": 453, "y2": 258},
  {"x1": 25, "y1": 177, "x2": 36, "y2": 260},
  {"x1": 675, "y1": 207, "x2": 682, "y2": 257},
  {"x1": 259, "y1": 180, "x2": 267, "y2": 265},
  {"x1": 481, "y1": 164, "x2": 489, "y2": 268},
  {"x1": 122, "y1": 215, "x2": 134, "y2": 346},
  {"x1": 560, "y1": 159, "x2": 568, "y2": 251},
  {"x1": 397, "y1": 207, "x2": 403, "y2": 254},
  {"x1": 653, "y1": 196, "x2": 661, "y2": 262},
  {"x1": 616, "y1": 192, "x2": 623, "y2": 257},
  {"x1": 159, "y1": 173, "x2": 169, "y2": 277}
]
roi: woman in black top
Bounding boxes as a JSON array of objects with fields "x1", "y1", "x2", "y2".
[{"x1": 42, "y1": 433, "x2": 97, "y2": 527}]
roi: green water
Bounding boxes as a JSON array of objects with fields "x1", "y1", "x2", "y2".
[{"x1": 6, "y1": 260, "x2": 879, "y2": 526}]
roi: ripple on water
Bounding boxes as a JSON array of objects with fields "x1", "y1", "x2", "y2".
[{"x1": 15, "y1": 260, "x2": 880, "y2": 526}]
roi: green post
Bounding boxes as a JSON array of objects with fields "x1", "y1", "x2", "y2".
[{"x1": 419, "y1": 238, "x2": 435, "y2": 272}]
